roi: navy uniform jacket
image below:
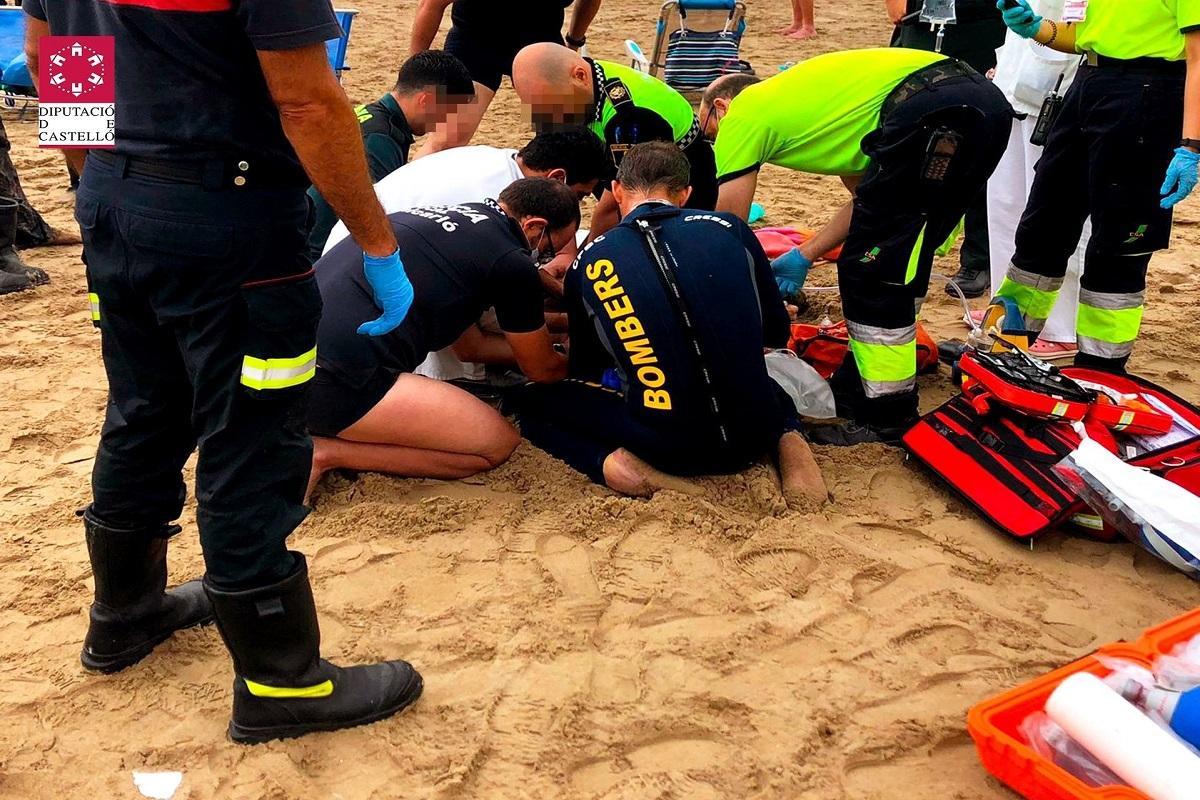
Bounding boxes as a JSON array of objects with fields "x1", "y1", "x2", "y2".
[{"x1": 565, "y1": 201, "x2": 789, "y2": 449}]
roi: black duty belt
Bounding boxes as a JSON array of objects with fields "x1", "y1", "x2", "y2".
[
  {"x1": 1084, "y1": 53, "x2": 1186, "y2": 76},
  {"x1": 880, "y1": 58, "x2": 980, "y2": 120},
  {"x1": 88, "y1": 150, "x2": 305, "y2": 190}
]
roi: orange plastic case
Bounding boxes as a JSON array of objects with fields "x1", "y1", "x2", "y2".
[{"x1": 968, "y1": 607, "x2": 1200, "y2": 800}]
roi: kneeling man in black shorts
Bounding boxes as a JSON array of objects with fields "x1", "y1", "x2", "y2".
[
  {"x1": 307, "y1": 178, "x2": 577, "y2": 497},
  {"x1": 507, "y1": 144, "x2": 827, "y2": 505}
]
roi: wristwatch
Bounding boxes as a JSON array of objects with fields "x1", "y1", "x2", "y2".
[
  {"x1": 565, "y1": 34, "x2": 586, "y2": 48},
  {"x1": 1183, "y1": 138, "x2": 1200, "y2": 151}
]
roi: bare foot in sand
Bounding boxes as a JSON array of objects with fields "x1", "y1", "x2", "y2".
[
  {"x1": 778, "y1": 24, "x2": 799, "y2": 35},
  {"x1": 777, "y1": 431, "x2": 829, "y2": 508},
  {"x1": 602, "y1": 448, "x2": 703, "y2": 498},
  {"x1": 788, "y1": 26, "x2": 817, "y2": 39},
  {"x1": 28, "y1": 226, "x2": 82, "y2": 248},
  {"x1": 304, "y1": 437, "x2": 334, "y2": 505}
]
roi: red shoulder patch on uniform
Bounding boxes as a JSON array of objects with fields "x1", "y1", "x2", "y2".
[{"x1": 104, "y1": 0, "x2": 233, "y2": 11}]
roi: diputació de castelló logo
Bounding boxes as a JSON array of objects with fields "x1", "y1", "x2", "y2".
[{"x1": 38, "y1": 36, "x2": 116, "y2": 149}]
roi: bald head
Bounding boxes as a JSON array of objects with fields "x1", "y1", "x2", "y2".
[
  {"x1": 512, "y1": 43, "x2": 596, "y2": 129},
  {"x1": 698, "y1": 72, "x2": 761, "y2": 140}
]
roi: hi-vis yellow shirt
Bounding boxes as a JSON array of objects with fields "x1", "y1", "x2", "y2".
[
  {"x1": 713, "y1": 48, "x2": 946, "y2": 181},
  {"x1": 1074, "y1": 0, "x2": 1200, "y2": 61}
]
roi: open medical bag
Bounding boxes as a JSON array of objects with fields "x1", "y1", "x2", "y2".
[{"x1": 902, "y1": 353, "x2": 1200, "y2": 539}]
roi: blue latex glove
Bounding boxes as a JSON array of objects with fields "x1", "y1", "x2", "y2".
[
  {"x1": 1160, "y1": 147, "x2": 1200, "y2": 209},
  {"x1": 996, "y1": 0, "x2": 1043, "y2": 39},
  {"x1": 357, "y1": 249, "x2": 415, "y2": 336},
  {"x1": 771, "y1": 247, "x2": 812, "y2": 297}
]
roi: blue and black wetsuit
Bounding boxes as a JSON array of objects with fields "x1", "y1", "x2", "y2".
[{"x1": 508, "y1": 202, "x2": 794, "y2": 482}]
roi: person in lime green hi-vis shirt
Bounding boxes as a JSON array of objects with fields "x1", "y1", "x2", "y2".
[
  {"x1": 511, "y1": 42, "x2": 718, "y2": 241},
  {"x1": 701, "y1": 48, "x2": 1014, "y2": 446},
  {"x1": 993, "y1": 0, "x2": 1200, "y2": 375}
]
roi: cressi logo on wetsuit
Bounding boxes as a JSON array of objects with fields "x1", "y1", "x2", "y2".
[{"x1": 584, "y1": 256, "x2": 672, "y2": 411}]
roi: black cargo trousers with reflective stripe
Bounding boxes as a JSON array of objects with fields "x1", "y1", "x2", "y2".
[{"x1": 78, "y1": 155, "x2": 319, "y2": 590}]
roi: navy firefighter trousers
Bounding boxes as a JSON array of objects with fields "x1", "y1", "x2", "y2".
[{"x1": 78, "y1": 153, "x2": 319, "y2": 589}]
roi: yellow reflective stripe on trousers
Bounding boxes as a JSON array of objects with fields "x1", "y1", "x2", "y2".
[
  {"x1": 1077, "y1": 304, "x2": 1143, "y2": 349},
  {"x1": 995, "y1": 266, "x2": 1063, "y2": 328},
  {"x1": 846, "y1": 321, "x2": 917, "y2": 399},
  {"x1": 243, "y1": 677, "x2": 334, "y2": 699},
  {"x1": 88, "y1": 292, "x2": 100, "y2": 322},
  {"x1": 904, "y1": 223, "x2": 927, "y2": 285},
  {"x1": 240, "y1": 347, "x2": 317, "y2": 391}
]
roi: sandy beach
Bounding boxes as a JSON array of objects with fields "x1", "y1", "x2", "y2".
[{"x1": 1, "y1": 1, "x2": 1197, "y2": 797}]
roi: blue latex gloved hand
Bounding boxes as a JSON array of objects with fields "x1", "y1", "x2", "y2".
[
  {"x1": 357, "y1": 249, "x2": 415, "y2": 336},
  {"x1": 1160, "y1": 147, "x2": 1200, "y2": 209},
  {"x1": 996, "y1": 0, "x2": 1043, "y2": 39},
  {"x1": 771, "y1": 247, "x2": 812, "y2": 298}
]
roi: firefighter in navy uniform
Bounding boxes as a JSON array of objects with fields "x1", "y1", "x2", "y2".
[
  {"x1": 994, "y1": 0, "x2": 1200, "y2": 373},
  {"x1": 25, "y1": 0, "x2": 423, "y2": 744},
  {"x1": 508, "y1": 144, "x2": 828, "y2": 505}
]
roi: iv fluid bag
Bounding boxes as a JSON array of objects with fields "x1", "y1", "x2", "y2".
[{"x1": 920, "y1": 0, "x2": 957, "y2": 24}]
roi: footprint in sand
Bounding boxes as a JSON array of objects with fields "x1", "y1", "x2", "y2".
[
  {"x1": 536, "y1": 534, "x2": 608, "y2": 623},
  {"x1": 734, "y1": 547, "x2": 818, "y2": 597},
  {"x1": 570, "y1": 735, "x2": 726, "y2": 797}
]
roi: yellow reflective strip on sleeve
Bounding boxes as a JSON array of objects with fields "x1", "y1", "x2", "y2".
[
  {"x1": 243, "y1": 678, "x2": 334, "y2": 699},
  {"x1": 88, "y1": 292, "x2": 100, "y2": 321},
  {"x1": 240, "y1": 347, "x2": 317, "y2": 391}
]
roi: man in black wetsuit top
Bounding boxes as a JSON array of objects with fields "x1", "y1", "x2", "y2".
[{"x1": 507, "y1": 144, "x2": 828, "y2": 506}]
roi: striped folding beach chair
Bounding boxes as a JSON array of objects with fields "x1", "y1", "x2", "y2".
[{"x1": 649, "y1": 0, "x2": 750, "y2": 101}]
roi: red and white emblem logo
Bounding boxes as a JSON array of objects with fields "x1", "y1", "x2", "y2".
[{"x1": 38, "y1": 36, "x2": 116, "y2": 148}]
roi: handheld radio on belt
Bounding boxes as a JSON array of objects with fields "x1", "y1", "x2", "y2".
[{"x1": 1031, "y1": 73, "x2": 1066, "y2": 147}]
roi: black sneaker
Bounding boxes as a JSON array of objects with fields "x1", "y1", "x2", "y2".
[
  {"x1": 944, "y1": 266, "x2": 989, "y2": 299},
  {"x1": 805, "y1": 421, "x2": 908, "y2": 447}
]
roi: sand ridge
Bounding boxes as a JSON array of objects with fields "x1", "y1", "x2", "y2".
[{"x1": 1, "y1": 1, "x2": 1198, "y2": 798}]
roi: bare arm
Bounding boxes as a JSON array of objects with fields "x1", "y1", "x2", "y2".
[
  {"x1": 585, "y1": 190, "x2": 622, "y2": 241},
  {"x1": 25, "y1": 17, "x2": 89, "y2": 176},
  {"x1": 797, "y1": 176, "x2": 859, "y2": 261},
  {"x1": 410, "y1": 0, "x2": 454, "y2": 55},
  {"x1": 885, "y1": 0, "x2": 907, "y2": 25},
  {"x1": 715, "y1": 171, "x2": 758, "y2": 220},
  {"x1": 257, "y1": 45, "x2": 395, "y2": 257},
  {"x1": 1030, "y1": 18, "x2": 1078, "y2": 54},
  {"x1": 567, "y1": 0, "x2": 603, "y2": 44},
  {"x1": 1185, "y1": 32, "x2": 1200, "y2": 146},
  {"x1": 505, "y1": 328, "x2": 568, "y2": 382},
  {"x1": 451, "y1": 325, "x2": 516, "y2": 365}
]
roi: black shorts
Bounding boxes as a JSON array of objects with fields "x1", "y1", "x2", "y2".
[
  {"x1": 306, "y1": 367, "x2": 395, "y2": 438},
  {"x1": 444, "y1": 26, "x2": 564, "y2": 92}
]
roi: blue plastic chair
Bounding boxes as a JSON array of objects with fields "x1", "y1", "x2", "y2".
[{"x1": 325, "y1": 8, "x2": 359, "y2": 83}]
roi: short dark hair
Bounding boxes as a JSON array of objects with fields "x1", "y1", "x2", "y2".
[
  {"x1": 701, "y1": 73, "x2": 761, "y2": 108},
  {"x1": 614, "y1": 142, "x2": 690, "y2": 194},
  {"x1": 499, "y1": 177, "x2": 582, "y2": 232},
  {"x1": 518, "y1": 127, "x2": 608, "y2": 187},
  {"x1": 396, "y1": 50, "x2": 475, "y2": 98}
]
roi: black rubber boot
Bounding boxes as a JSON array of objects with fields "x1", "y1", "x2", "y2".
[
  {"x1": 805, "y1": 420, "x2": 909, "y2": 447},
  {"x1": 81, "y1": 507, "x2": 214, "y2": 673},
  {"x1": 0, "y1": 196, "x2": 48, "y2": 286},
  {"x1": 0, "y1": 267, "x2": 32, "y2": 295},
  {"x1": 204, "y1": 553, "x2": 423, "y2": 745},
  {"x1": 944, "y1": 265, "x2": 989, "y2": 299}
]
